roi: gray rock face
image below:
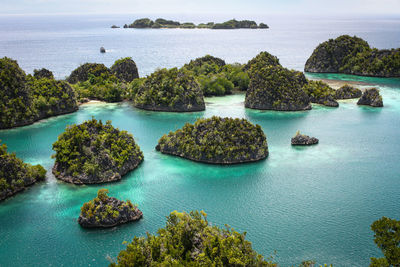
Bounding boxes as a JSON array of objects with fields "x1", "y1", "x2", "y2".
[
  {"x1": 357, "y1": 88, "x2": 383, "y2": 107},
  {"x1": 291, "y1": 132, "x2": 319, "y2": 146},
  {"x1": 78, "y1": 196, "x2": 143, "y2": 228},
  {"x1": 100, "y1": 47, "x2": 106, "y2": 53},
  {"x1": 111, "y1": 58, "x2": 139, "y2": 82},
  {"x1": 335, "y1": 85, "x2": 362, "y2": 99}
]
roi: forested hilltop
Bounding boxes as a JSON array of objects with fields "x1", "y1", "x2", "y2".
[
  {"x1": 117, "y1": 18, "x2": 269, "y2": 29},
  {"x1": 305, "y1": 35, "x2": 400, "y2": 77}
]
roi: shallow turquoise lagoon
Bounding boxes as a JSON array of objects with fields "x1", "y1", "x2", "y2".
[{"x1": 0, "y1": 75, "x2": 400, "y2": 266}]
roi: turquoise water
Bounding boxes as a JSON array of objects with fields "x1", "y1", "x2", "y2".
[
  {"x1": 1, "y1": 14, "x2": 400, "y2": 266},
  {"x1": 1, "y1": 75, "x2": 400, "y2": 266}
]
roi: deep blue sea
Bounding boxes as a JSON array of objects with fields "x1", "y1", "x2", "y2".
[{"x1": 0, "y1": 14, "x2": 400, "y2": 266}]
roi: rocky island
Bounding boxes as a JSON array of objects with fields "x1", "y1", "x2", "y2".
[
  {"x1": 305, "y1": 35, "x2": 400, "y2": 77},
  {"x1": 78, "y1": 189, "x2": 142, "y2": 228},
  {"x1": 245, "y1": 55, "x2": 311, "y2": 111},
  {"x1": 156, "y1": 116, "x2": 268, "y2": 164},
  {"x1": 302, "y1": 80, "x2": 338, "y2": 107},
  {"x1": 133, "y1": 68, "x2": 205, "y2": 112},
  {"x1": 120, "y1": 18, "x2": 269, "y2": 29},
  {"x1": 0, "y1": 57, "x2": 78, "y2": 129},
  {"x1": 334, "y1": 84, "x2": 362, "y2": 99},
  {"x1": 109, "y1": 210, "x2": 274, "y2": 266},
  {"x1": 357, "y1": 88, "x2": 383, "y2": 107},
  {"x1": 52, "y1": 118, "x2": 143, "y2": 184},
  {"x1": 0, "y1": 141, "x2": 46, "y2": 201},
  {"x1": 291, "y1": 131, "x2": 319, "y2": 146}
]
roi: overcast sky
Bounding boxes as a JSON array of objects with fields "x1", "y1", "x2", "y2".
[{"x1": 1, "y1": 0, "x2": 400, "y2": 15}]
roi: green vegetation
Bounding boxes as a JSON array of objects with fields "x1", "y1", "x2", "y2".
[
  {"x1": 110, "y1": 210, "x2": 276, "y2": 266},
  {"x1": 133, "y1": 68, "x2": 205, "y2": 112},
  {"x1": 370, "y1": 217, "x2": 400, "y2": 266},
  {"x1": 244, "y1": 51, "x2": 281, "y2": 72},
  {"x1": 67, "y1": 63, "x2": 110, "y2": 84},
  {"x1": 0, "y1": 57, "x2": 78, "y2": 129},
  {"x1": 111, "y1": 57, "x2": 139, "y2": 83},
  {"x1": 305, "y1": 35, "x2": 400, "y2": 77},
  {"x1": 0, "y1": 141, "x2": 46, "y2": 201},
  {"x1": 52, "y1": 118, "x2": 143, "y2": 184},
  {"x1": 79, "y1": 189, "x2": 142, "y2": 228},
  {"x1": 156, "y1": 116, "x2": 268, "y2": 164},
  {"x1": 183, "y1": 55, "x2": 249, "y2": 96},
  {"x1": 302, "y1": 80, "x2": 338, "y2": 107},
  {"x1": 121, "y1": 18, "x2": 269, "y2": 29},
  {"x1": 245, "y1": 64, "x2": 311, "y2": 111},
  {"x1": 357, "y1": 88, "x2": 383, "y2": 107},
  {"x1": 334, "y1": 84, "x2": 362, "y2": 99}
]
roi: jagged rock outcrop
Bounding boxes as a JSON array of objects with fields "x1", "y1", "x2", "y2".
[
  {"x1": 134, "y1": 68, "x2": 205, "y2": 112},
  {"x1": 243, "y1": 51, "x2": 281, "y2": 71},
  {"x1": 357, "y1": 88, "x2": 383, "y2": 107},
  {"x1": 0, "y1": 141, "x2": 46, "y2": 201},
  {"x1": 156, "y1": 116, "x2": 268, "y2": 164},
  {"x1": 245, "y1": 65, "x2": 311, "y2": 111},
  {"x1": 66, "y1": 63, "x2": 110, "y2": 84},
  {"x1": 78, "y1": 189, "x2": 142, "y2": 228},
  {"x1": 302, "y1": 80, "x2": 338, "y2": 107},
  {"x1": 100, "y1": 47, "x2": 106, "y2": 53},
  {"x1": 33, "y1": 68, "x2": 54, "y2": 79},
  {"x1": 110, "y1": 57, "x2": 139, "y2": 82},
  {"x1": 184, "y1": 55, "x2": 226, "y2": 69},
  {"x1": 291, "y1": 132, "x2": 319, "y2": 146},
  {"x1": 305, "y1": 35, "x2": 400, "y2": 77},
  {"x1": 52, "y1": 118, "x2": 143, "y2": 184},
  {"x1": 334, "y1": 84, "x2": 362, "y2": 99}
]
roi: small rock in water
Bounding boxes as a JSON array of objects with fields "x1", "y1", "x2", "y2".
[
  {"x1": 291, "y1": 131, "x2": 319, "y2": 146},
  {"x1": 100, "y1": 47, "x2": 106, "y2": 53}
]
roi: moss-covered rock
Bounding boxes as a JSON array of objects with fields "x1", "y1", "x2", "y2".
[
  {"x1": 78, "y1": 189, "x2": 142, "y2": 228},
  {"x1": 334, "y1": 84, "x2": 362, "y2": 99},
  {"x1": 357, "y1": 88, "x2": 383, "y2": 107},
  {"x1": 110, "y1": 210, "x2": 275, "y2": 266},
  {"x1": 134, "y1": 68, "x2": 205, "y2": 112},
  {"x1": 302, "y1": 80, "x2": 338, "y2": 107},
  {"x1": 244, "y1": 51, "x2": 281, "y2": 72},
  {"x1": 66, "y1": 63, "x2": 110, "y2": 84},
  {"x1": 52, "y1": 118, "x2": 143, "y2": 184},
  {"x1": 305, "y1": 35, "x2": 400, "y2": 77},
  {"x1": 156, "y1": 116, "x2": 268, "y2": 164},
  {"x1": 184, "y1": 55, "x2": 226, "y2": 70},
  {"x1": 0, "y1": 141, "x2": 46, "y2": 201},
  {"x1": 111, "y1": 57, "x2": 139, "y2": 83},
  {"x1": 291, "y1": 131, "x2": 319, "y2": 146},
  {"x1": 33, "y1": 68, "x2": 54, "y2": 79},
  {"x1": 245, "y1": 65, "x2": 311, "y2": 111}
]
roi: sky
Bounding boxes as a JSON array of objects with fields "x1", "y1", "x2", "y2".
[{"x1": 1, "y1": 0, "x2": 400, "y2": 16}]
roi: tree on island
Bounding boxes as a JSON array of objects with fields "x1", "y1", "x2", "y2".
[{"x1": 370, "y1": 217, "x2": 400, "y2": 266}]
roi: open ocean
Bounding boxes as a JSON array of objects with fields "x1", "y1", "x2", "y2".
[{"x1": 0, "y1": 14, "x2": 400, "y2": 266}]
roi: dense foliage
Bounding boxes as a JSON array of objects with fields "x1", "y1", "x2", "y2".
[
  {"x1": 133, "y1": 68, "x2": 205, "y2": 112},
  {"x1": 0, "y1": 141, "x2": 46, "y2": 201},
  {"x1": 52, "y1": 118, "x2": 143, "y2": 184},
  {"x1": 79, "y1": 189, "x2": 142, "y2": 228},
  {"x1": 245, "y1": 64, "x2": 311, "y2": 111},
  {"x1": 122, "y1": 18, "x2": 269, "y2": 29},
  {"x1": 0, "y1": 57, "x2": 78, "y2": 129},
  {"x1": 66, "y1": 63, "x2": 110, "y2": 84},
  {"x1": 183, "y1": 55, "x2": 249, "y2": 95},
  {"x1": 110, "y1": 57, "x2": 139, "y2": 83},
  {"x1": 33, "y1": 68, "x2": 54, "y2": 79},
  {"x1": 370, "y1": 217, "x2": 400, "y2": 266},
  {"x1": 334, "y1": 84, "x2": 362, "y2": 99},
  {"x1": 244, "y1": 51, "x2": 281, "y2": 72},
  {"x1": 305, "y1": 35, "x2": 400, "y2": 77},
  {"x1": 110, "y1": 210, "x2": 276, "y2": 266},
  {"x1": 302, "y1": 80, "x2": 338, "y2": 107},
  {"x1": 156, "y1": 116, "x2": 268, "y2": 164}
]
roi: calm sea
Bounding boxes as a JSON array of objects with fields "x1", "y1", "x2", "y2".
[{"x1": 0, "y1": 14, "x2": 400, "y2": 267}]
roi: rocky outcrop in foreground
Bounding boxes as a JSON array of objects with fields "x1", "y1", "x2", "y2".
[
  {"x1": 334, "y1": 84, "x2": 362, "y2": 99},
  {"x1": 52, "y1": 118, "x2": 143, "y2": 184},
  {"x1": 305, "y1": 35, "x2": 400, "y2": 77},
  {"x1": 78, "y1": 189, "x2": 142, "y2": 228},
  {"x1": 357, "y1": 88, "x2": 383, "y2": 107},
  {"x1": 110, "y1": 57, "x2": 139, "y2": 82},
  {"x1": 291, "y1": 132, "x2": 319, "y2": 146},
  {"x1": 156, "y1": 116, "x2": 268, "y2": 164},
  {"x1": 134, "y1": 68, "x2": 205, "y2": 112},
  {"x1": 0, "y1": 142, "x2": 46, "y2": 201}
]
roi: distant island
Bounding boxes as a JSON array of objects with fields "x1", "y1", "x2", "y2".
[
  {"x1": 115, "y1": 18, "x2": 269, "y2": 29},
  {"x1": 305, "y1": 35, "x2": 400, "y2": 77}
]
